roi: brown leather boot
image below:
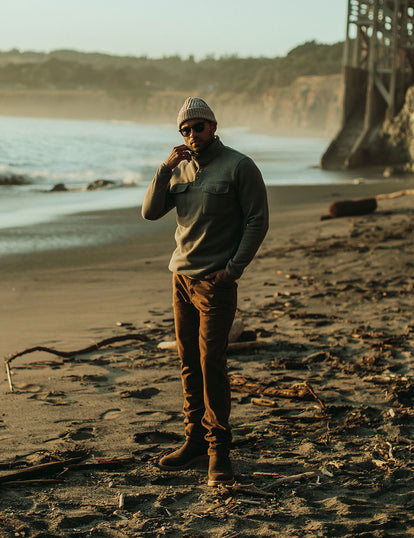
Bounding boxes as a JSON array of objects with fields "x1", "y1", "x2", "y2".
[
  {"x1": 159, "y1": 441, "x2": 209, "y2": 470},
  {"x1": 208, "y1": 452, "x2": 235, "y2": 487}
]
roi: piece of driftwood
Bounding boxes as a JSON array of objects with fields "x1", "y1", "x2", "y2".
[
  {"x1": 0, "y1": 479, "x2": 63, "y2": 487},
  {"x1": 320, "y1": 197, "x2": 377, "y2": 220},
  {"x1": 260, "y1": 472, "x2": 317, "y2": 491},
  {"x1": 273, "y1": 471, "x2": 317, "y2": 485},
  {"x1": 0, "y1": 457, "x2": 84, "y2": 484},
  {"x1": 251, "y1": 398, "x2": 279, "y2": 408},
  {"x1": 230, "y1": 376, "x2": 326, "y2": 409},
  {"x1": 66, "y1": 456, "x2": 135, "y2": 470},
  {"x1": 362, "y1": 375, "x2": 399, "y2": 384},
  {"x1": 0, "y1": 456, "x2": 135, "y2": 488},
  {"x1": 227, "y1": 484, "x2": 275, "y2": 498},
  {"x1": 4, "y1": 333, "x2": 149, "y2": 392},
  {"x1": 321, "y1": 189, "x2": 414, "y2": 221},
  {"x1": 253, "y1": 472, "x2": 282, "y2": 477},
  {"x1": 376, "y1": 188, "x2": 414, "y2": 199},
  {"x1": 227, "y1": 341, "x2": 262, "y2": 352}
]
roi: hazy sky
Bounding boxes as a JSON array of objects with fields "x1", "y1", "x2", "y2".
[{"x1": 1, "y1": 1, "x2": 347, "y2": 59}]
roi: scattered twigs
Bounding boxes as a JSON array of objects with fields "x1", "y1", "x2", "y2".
[
  {"x1": 188, "y1": 496, "x2": 233, "y2": 519},
  {"x1": 4, "y1": 333, "x2": 149, "y2": 393}
]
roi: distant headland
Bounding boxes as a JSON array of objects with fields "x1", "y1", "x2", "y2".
[{"x1": 0, "y1": 42, "x2": 343, "y2": 135}]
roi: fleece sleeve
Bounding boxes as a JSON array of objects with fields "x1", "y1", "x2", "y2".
[
  {"x1": 225, "y1": 157, "x2": 269, "y2": 278},
  {"x1": 141, "y1": 164, "x2": 174, "y2": 220}
]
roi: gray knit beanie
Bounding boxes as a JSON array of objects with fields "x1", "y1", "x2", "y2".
[{"x1": 177, "y1": 97, "x2": 216, "y2": 128}]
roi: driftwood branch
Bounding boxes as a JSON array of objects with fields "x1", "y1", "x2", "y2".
[
  {"x1": 376, "y1": 189, "x2": 414, "y2": 200},
  {"x1": 4, "y1": 333, "x2": 149, "y2": 393},
  {"x1": 226, "y1": 484, "x2": 275, "y2": 498},
  {"x1": 67, "y1": 456, "x2": 135, "y2": 470},
  {"x1": 0, "y1": 457, "x2": 84, "y2": 484},
  {"x1": 0, "y1": 456, "x2": 136, "y2": 488},
  {"x1": 230, "y1": 376, "x2": 327, "y2": 409},
  {"x1": 253, "y1": 471, "x2": 317, "y2": 484},
  {"x1": 0, "y1": 479, "x2": 63, "y2": 487}
]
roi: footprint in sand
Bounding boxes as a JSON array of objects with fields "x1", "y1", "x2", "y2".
[
  {"x1": 30, "y1": 391, "x2": 69, "y2": 406},
  {"x1": 66, "y1": 426, "x2": 95, "y2": 440},
  {"x1": 133, "y1": 430, "x2": 182, "y2": 444},
  {"x1": 119, "y1": 387, "x2": 160, "y2": 399},
  {"x1": 12, "y1": 383, "x2": 42, "y2": 393},
  {"x1": 100, "y1": 409, "x2": 122, "y2": 420}
]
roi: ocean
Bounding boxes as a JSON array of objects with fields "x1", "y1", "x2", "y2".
[{"x1": 0, "y1": 115, "x2": 364, "y2": 257}]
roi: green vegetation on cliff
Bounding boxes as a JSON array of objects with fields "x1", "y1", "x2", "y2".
[{"x1": 0, "y1": 41, "x2": 343, "y2": 95}]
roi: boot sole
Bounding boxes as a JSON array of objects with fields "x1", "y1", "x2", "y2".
[
  {"x1": 158, "y1": 454, "x2": 209, "y2": 470},
  {"x1": 207, "y1": 477, "x2": 235, "y2": 487}
]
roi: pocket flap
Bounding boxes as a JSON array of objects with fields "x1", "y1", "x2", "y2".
[
  {"x1": 202, "y1": 183, "x2": 230, "y2": 195},
  {"x1": 170, "y1": 183, "x2": 190, "y2": 194}
]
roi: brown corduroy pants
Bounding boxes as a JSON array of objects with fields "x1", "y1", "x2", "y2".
[{"x1": 172, "y1": 273, "x2": 237, "y2": 453}]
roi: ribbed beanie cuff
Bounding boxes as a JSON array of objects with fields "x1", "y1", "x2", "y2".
[{"x1": 177, "y1": 97, "x2": 216, "y2": 128}]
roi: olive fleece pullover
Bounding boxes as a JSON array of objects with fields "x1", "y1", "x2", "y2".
[{"x1": 141, "y1": 137, "x2": 269, "y2": 279}]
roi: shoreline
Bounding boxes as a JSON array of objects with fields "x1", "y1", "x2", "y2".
[{"x1": 1, "y1": 177, "x2": 413, "y2": 263}]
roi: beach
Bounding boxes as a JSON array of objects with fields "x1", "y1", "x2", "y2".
[{"x1": 1, "y1": 179, "x2": 413, "y2": 537}]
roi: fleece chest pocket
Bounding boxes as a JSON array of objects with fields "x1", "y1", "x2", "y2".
[
  {"x1": 202, "y1": 183, "x2": 231, "y2": 215},
  {"x1": 170, "y1": 182, "x2": 191, "y2": 217}
]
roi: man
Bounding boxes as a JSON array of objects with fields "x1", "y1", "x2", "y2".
[{"x1": 142, "y1": 97, "x2": 268, "y2": 486}]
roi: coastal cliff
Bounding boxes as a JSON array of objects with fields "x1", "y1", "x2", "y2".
[
  {"x1": 0, "y1": 42, "x2": 344, "y2": 135},
  {"x1": 0, "y1": 74, "x2": 343, "y2": 135},
  {"x1": 212, "y1": 74, "x2": 342, "y2": 134}
]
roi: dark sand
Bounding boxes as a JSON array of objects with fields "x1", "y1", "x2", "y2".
[{"x1": 1, "y1": 180, "x2": 413, "y2": 537}]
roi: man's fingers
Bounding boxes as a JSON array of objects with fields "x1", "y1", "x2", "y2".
[{"x1": 165, "y1": 146, "x2": 191, "y2": 169}]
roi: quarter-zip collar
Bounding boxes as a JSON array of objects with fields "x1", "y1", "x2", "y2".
[{"x1": 191, "y1": 136, "x2": 224, "y2": 167}]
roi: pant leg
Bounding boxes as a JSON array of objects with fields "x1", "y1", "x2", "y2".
[
  {"x1": 172, "y1": 274, "x2": 207, "y2": 443},
  {"x1": 191, "y1": 278, "x2": 238, "y2": 452}
]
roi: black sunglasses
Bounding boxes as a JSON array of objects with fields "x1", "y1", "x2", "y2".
[{"x1": 179, "y1": 121, "x2": 207, "y2": 137}]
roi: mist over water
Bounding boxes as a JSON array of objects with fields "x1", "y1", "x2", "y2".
[{"x1": 0, "y1": 115, "x2": 365, "y2": 257}]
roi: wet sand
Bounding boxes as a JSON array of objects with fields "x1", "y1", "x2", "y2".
[{"x1": 1, "y1": 180, "x2": 413, "y2": 537}]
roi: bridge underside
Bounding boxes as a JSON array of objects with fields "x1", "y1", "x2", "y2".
[{"x1": 321, "y1": 0, "x2": 414, "y2": 169}]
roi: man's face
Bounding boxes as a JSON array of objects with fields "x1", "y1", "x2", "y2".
[{"x1": 179, "y1": 118, "x2": 217, "y2": 153}]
